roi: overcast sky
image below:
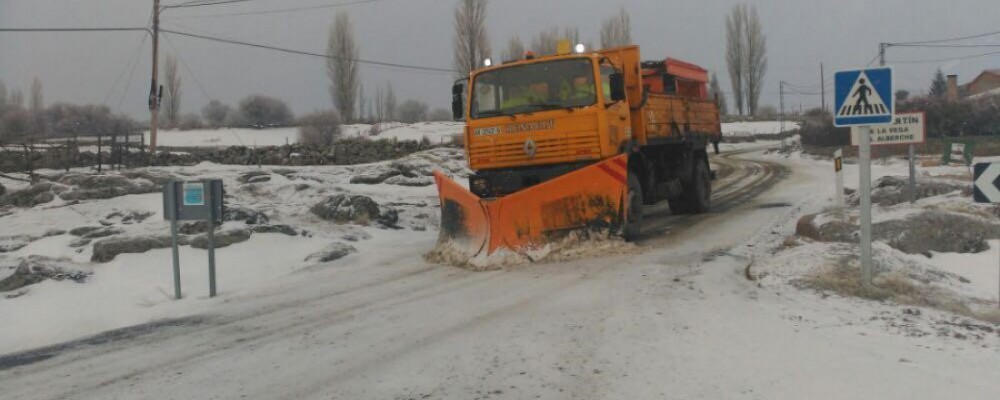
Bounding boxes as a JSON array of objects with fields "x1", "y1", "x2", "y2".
[{"x1": 2, "y1": 0, "x2": 999, "y2": 120}]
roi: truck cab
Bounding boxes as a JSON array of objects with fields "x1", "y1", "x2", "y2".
[{"x1": 454, "y1": 50, "x2": 636, "y2": 198}]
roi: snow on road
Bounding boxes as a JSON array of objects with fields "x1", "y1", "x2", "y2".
[{"x1": 1, "y1": 143, "x2": 997, "y2": 399}]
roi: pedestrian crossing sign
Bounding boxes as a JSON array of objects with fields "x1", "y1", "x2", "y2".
[{"x1": 834, "y1": 67, "x2": 893, "y2": 127}]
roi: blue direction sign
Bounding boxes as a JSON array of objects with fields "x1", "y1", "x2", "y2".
[
  {"x1": 974, "y1": 163, "x2": 1000, "y2": 203},
  {"x1": 834, "y1": 67, "x2": 894, "y2": 127}
]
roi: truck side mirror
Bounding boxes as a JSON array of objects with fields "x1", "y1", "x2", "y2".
[
  {"x1": 609, "y1": 73, "x2": 626, "y2": 102},
  {"x1": 452, "y1": 82, "x2": 465, "y2": 121}
]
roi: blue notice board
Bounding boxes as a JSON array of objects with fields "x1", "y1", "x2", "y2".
[
  {"x1": 834, "y1": 67, "x2": 893, "y2": 127},
  {"x1": 183, "y1": 182, "x2": 205, "y2": 206}
]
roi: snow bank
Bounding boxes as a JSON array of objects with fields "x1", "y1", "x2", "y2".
[{"x1": 722, "y1": 121, "x2": 800, "y2": 137}]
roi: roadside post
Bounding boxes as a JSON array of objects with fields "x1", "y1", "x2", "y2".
[
  {"x1": 850, "y1": 111, "x2": 926, "y2": 204},
  {"x1": 834, "y1": 67, "x2": 894, "y2": 287},
  {"x1": 972, "y1": 162, "x2": 1000, "y2": 308},
  {"x1": 163, "y1": 180, "x2": 224, "y2": 299},
  {"x1": 833, "y1": 149, "x2": 844, "y2": 208}
]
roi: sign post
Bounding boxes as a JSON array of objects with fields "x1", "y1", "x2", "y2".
[
  {"x1": 835, "y1": 67, "x2": 894, "y2": 287},
  {"x1": 834, "y1": 149, "x2": 844, "y2": 208},
  {"x1": 973, "y1": 162, "x2": 1000, "y2": 308},
  {"x1": 163, "y1": 180, "x2": 224, "y2": 299},
  {"x1": 850, "y1": 111, "x2": 926, "y2": 205}
]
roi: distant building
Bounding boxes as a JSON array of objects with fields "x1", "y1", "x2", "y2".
[{"x1": 955, "y1": 69, "x2": 1000, "y2": 99}]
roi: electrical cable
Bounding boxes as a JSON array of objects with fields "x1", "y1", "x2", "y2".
[
  {"x1": 160, "y1": 28, "x2": 456, "y2": 74},
  {"x1": 171, "y1": 0, "x2": 392, "y2": 19}
]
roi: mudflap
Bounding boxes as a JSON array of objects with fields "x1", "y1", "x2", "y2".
[{"x1": 433, "y1": 154, "x2": 629, "y2": 258}]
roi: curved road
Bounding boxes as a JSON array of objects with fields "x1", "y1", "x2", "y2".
[{"x1": 3, "y1": 145, "x2": 993, "y2": 399}]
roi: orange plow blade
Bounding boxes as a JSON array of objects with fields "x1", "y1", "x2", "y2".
[{"x1": 433, "y1": 155, "x2": 628, "y2": 258}]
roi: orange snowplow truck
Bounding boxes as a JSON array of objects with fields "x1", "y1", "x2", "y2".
[{"x1": 435, "y1": 45, "x2": 721, "y2": 258}]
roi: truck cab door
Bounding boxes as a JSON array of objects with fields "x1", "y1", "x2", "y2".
[{"x1": 601, "y1": 63, "x2": 630, "y2": 152}]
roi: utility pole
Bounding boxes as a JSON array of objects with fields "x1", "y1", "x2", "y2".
[
  {"x1": 148, "y1": 0, "x2": 162, "y2": 155},
  {"x1": 779, "y1": 81, "x2": 785, "y2": 133},
  {"x1": 820, "y1": 63, "x2": 826, "y2": 112},
  {"x1": 879, "y1": 43, "x2": 887, "y2": 67}
]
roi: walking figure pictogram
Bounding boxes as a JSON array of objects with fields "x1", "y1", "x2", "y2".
[{"x1": 853, "y1": 78, "x2": 873, "y2": 115}]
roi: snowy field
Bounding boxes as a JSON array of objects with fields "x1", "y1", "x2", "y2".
[
  {"x1": 722, "y1": 120, "x2": 800, "y2": 137},
  {"x1": 142, "y1": 122, "x2": 463, "y2": 148},
  {"x1": 140, "y1": 121, "x2": 785, "y2": 149}
]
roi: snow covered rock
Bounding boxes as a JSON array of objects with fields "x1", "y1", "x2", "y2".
[
  {"x1": 0, "y1": 235, "x2": 34, "y2": 253},
  {"x1": 311, "y1": 194, "x2": 389, "y2": 226},
  {"x1": 250, "y1": 224, "x2": 298, "y2": 236},
  {"x1": 0, "y1": 256, "x2": 90, "y2": 292},
  {"x1": 797, "y1": 210, "x2": 1000, "y2": 255},
  {"x1": 304, "y1": 242, "x2": 357, "y2": 263},
  {"x1": 224, "y1": 205, "x2": 269, "y2": 225},
  {"x1": 0, "y1": 181, "x2": 5, "y2": 196},
  {"x1": 0, "y1": 182, "x2": 60, "y2": 207},
  {"x1": 91, "y1": 235, "x2": 177, "y2": 263},
  {"x1": 57, "y1": 174, "x2": 160, "y2": 201},
  {"x1": 238, "y1": 170, "x2": 271, "y2": 184},
  {"x1": 848, "y1": 176, "x2": 971, "y2": 207},
  {"x1": 189, "y1": 228, "x2": 252, "y2": 249}
]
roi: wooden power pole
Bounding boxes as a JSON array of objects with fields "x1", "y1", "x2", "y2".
[
  {"x1": 148, "y1": 0, "x2": 161, "y2": 155},
  {"x1": 820, "y1": 63, "x2": 826, "y2": 112}
]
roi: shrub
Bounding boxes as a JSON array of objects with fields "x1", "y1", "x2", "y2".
[
  {"x1": 201, "y1": 100, "x2": 231, "y2": 128},
  {"x1": 236, "y1": 95, "x2": 294, "y2": 128},
  {"x1": 396, "y1": 100, "x2": 429, "y2": 123},
  {"x1": 297, "y1": 110, "x2": 341, "y2": 146},
  {"x1": 178, "y1": 113, "x2": 205, "y2": 130},
  {"x1": 427, "y1": 107, "x2": 453, "y2": 122}
]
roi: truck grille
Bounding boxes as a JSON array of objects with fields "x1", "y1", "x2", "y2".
[{"x1": 468, "y1": 131, "x2": 601, "y2": 170}]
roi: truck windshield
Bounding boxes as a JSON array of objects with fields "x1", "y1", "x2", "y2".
[{"x1": 471, "y1": 58, "x2": 596, "y2": 119}]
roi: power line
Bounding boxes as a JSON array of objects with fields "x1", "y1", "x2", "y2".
[
  {"x1": 890, "y1": 49, "x2": 1000, "y2": 65},
  {"x1": 164, "y1": 0, "x2": 257, "y2": 9},
  {"x1": 162, "y1": 33, "x2": 216, "y2": 102},
  {"x1": 890, "y1": 29, "x2": 1000, "y2": 46},
  {"x1": 0, "y1": 27, "x2": 150, "y2": 34},
  {"x1": 160, "y1": 28, "x2": 456, "y2": 74},
  {"x1": 890, "y1": 43, "x2": 1000, "y2": 49},
  {"x1": 103, "y1": 34, "x2": 150, "y2": 107},
  {"x1": 171, "y1": 0, "x2": 392, "y2": 19}
]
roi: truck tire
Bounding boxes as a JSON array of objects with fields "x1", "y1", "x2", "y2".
[
  {"x1": 684, "y1": 157, "x2": 712, "y2": 214},
  {"x1": 669, "y1": 156, "x2": 711, "y2": 214},
  {"x1": 622, "y1": 172, "x2": 643, "y2": 241}
]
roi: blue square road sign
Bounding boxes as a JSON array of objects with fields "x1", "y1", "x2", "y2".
[{"x1": 834, "y1": 67, "x2": 894, "y2": 127}]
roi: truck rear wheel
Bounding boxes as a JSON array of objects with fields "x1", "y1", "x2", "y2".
[
  {"x1": 669, "y1": 156, "x2": 711, "y2": 214},
  {"x1": 622, "y1": 172, "x2": 643, "y2": 241}
]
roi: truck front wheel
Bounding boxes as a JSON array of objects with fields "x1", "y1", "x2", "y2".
[{"x1": 622, "y1": 172, "x2": 644, "y2": 241}]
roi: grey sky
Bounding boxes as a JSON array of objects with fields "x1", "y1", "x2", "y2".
[{"x1": 2, "y1": 0, "x2": 999, "y2": 120}]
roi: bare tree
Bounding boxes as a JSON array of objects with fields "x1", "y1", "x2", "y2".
[
  {"x1": 384, "y1": 83, "x2": 396, "y2": 122},
  {"x1": 327, "y1": 11, "x2": 360, "y2": 123},
  {"x1": 358, "y1": 83, "x2": 366, "y2": 123},
  {"x1": 397, "y1": 100, "x2": 429, "y2": 123},
  {"x1": 725, "y1": 4, "x2": 746, "y2": 116},
  {"x1": 501, "y1": 36, "x2": 524, "y2": 61},
  {"x1": 29, "y1": 77, "x2": 43, "y2": 113},
  {"x1": 743, "y1": 5, "x2": 767, "y2": 116},
  {"x1": 163, "y1": 54, "x2": 182, "y2": 128},
  {"x1": 29, "y1": 77, "x2": 45, "y2": 137},
  {"x1": 452, "y1": 0, "x2": 491, "y2": 78},
  {"x1": 9, "y1": 89, "x2": 24, "y2": 109},
  {"x1": 563, "y1": 27, "x2": 580, "y2": 46},
  {"x1": 0, "y1": 80, "x2": 7, "y2": 111},
  {"x1": 600, "y1": 7, "x2": 632, "y2": 49},
  {"x1": 298, "y1": 110, "x2": 341, "y2": 146},
  {"x1": 531, "y1": 27, "x2": 561, "y2": 55},
  {"x1": 709, "y1": 72, "x2": 728, "y2": 115},
  {"x1": 201, "y1": 100, "x2": 231, "y2": 128}
]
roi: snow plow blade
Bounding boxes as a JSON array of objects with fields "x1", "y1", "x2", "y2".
[{"x1": 434, "y1": 155, "x2": 628, "y2": 258}]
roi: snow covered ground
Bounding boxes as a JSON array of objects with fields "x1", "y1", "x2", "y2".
[
  {"x1": 139, "y1": 121, "x2": 785, "y2": 149},
  {"x1": 2, "y1": 126, "x2": 998, "y2": 398},
  {"x1": 723, "y1": 120, "x2": 800, "y2": 137},
  {"x1": 142, "y1": 122, "x2": 463, "y2": 148}
]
